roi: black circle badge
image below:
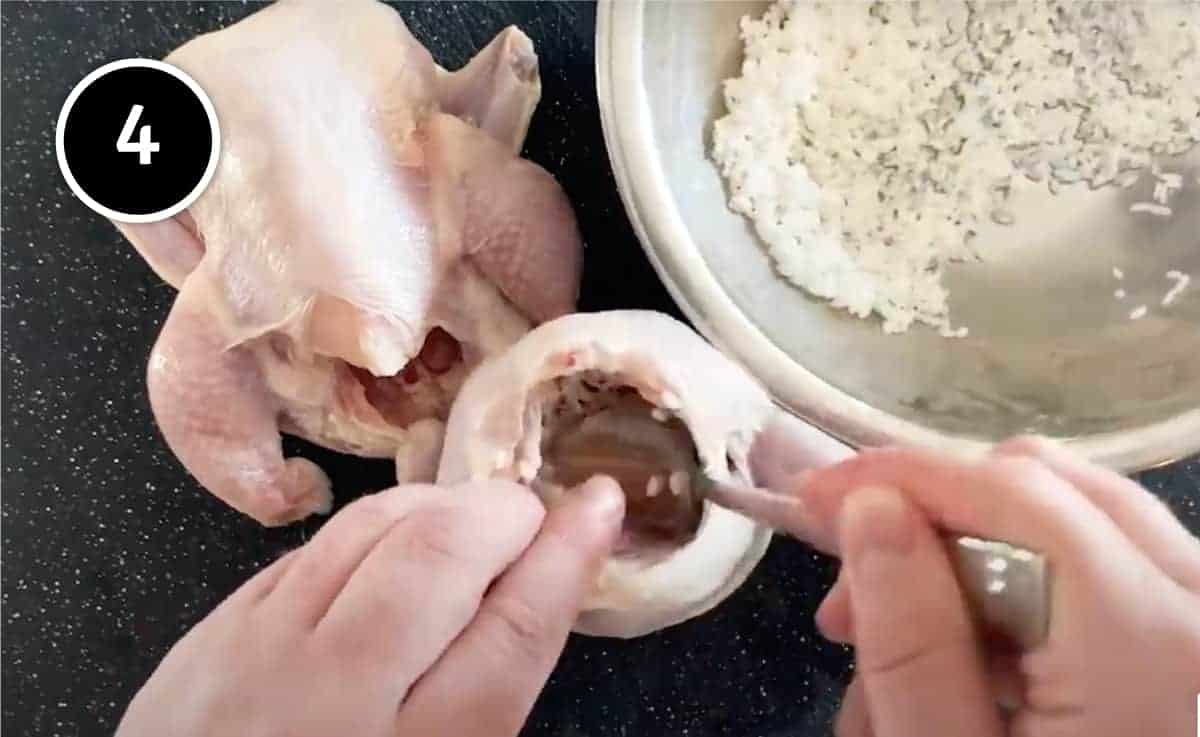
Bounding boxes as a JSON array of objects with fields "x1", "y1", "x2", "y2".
[{"x1": 56, "y1": 59, "x2": 220, "y2": 223}]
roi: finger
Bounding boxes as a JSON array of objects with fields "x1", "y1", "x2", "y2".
[
  {"x1": 988, "y1": 652, "x2": 1024, "y2": 712},
  {"x1": 265, "y1": 484, "x2": 447, "y2": 626},
  {"x1": 212, "y1": 548, "x2": 301, "y2": 614},
  {"x1": 241, "y1": 549, "x2": 301, "y2": 603},
  {"x1": 834, "y1": 676, "x2": 873, "y2": 737},
  {"x1": 842, "y1": 486, "x2": 1003, "y2": 737},
  {"x1": 816, "y1": 579, "x2": 1035, "y2": 694},
  {"x1": 995, "y1": 436, "x2": 1200, "y2": 590},
  {"x1": 802, "y1": 448, "x2": 1143, "y2": 569},
  {"x1": 396, "y1": 476, "x2": 624, "y2": 736},
  {"x1": 315, "y1": 481, "x2": 545, "y2": 695},
  {"x1": 816, "y1": 569, "x2": 854, "y2": 644},
  {"x1": 822, "y1": 577, "x2": 1030, "y2": 713}
]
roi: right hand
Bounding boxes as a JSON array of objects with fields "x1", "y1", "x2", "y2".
[{"x1": 765, "y1": 436, "x2": 1200, "y2": 737}]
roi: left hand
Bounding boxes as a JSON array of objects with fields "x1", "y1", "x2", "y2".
[{"x1": 115, "y1": 477, "x2": 624, "y2": 737}]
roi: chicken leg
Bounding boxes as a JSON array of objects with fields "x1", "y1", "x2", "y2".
[
  {"x1": 148, "y1": 276, "x2": 332, "y2": 524},
  {"x1": 121, "y1": 0, "x2": 583, "y2": 524}
]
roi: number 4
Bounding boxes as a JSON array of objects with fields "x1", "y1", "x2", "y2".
[{"x1": 117, "y1": 104, "x2": 160, "y2": 165}]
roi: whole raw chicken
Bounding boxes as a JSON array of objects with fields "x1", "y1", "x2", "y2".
[{"x1": 118, "y1": 0, "x2": 583, "y2": 525}]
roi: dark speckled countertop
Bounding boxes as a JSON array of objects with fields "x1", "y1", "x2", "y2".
[{"x1": 2, "y1": 3, "x2": 1198, "y2": 736}]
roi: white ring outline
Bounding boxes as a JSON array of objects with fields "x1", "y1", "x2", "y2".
[{"x1": 55, "y1": 58, "x2": 220, "y2": 224}]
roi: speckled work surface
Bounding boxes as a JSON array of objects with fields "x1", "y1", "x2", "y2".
[{"x1": 2, "y1": 3, "x2": 1198, "y2": 737}]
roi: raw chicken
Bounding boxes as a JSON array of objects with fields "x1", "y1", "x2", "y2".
[
  {"x1": 117, "y1": 0, "x2": 583, "y2": 525},
  {"x1": 437, "y1": 311, "x2": 850, "y2": 637}
]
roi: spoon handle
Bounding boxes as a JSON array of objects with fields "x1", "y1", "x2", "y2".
[{"x1": 700, "y1": 476, "x2": 1050, "y2": 649}]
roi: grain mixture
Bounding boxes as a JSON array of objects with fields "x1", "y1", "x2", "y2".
[{"x1": 712, "y1": 1, "x2": 1200, "y2": 335}]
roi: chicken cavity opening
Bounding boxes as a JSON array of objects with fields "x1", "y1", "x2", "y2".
[
  {"x1": 345, "y1": 327, "x2": 467, "y2": 427},
  {"x1": 532, "y1": 372, "x2": 703, "y2": 555}
]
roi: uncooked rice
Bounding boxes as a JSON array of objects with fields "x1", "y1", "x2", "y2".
[
  {"x1": 1163, "y1": 270, "x2": 1191, "y2": 305},
  {"x1": 712, "y1": 0, "x2": 1200, "y2": 335},
  {"x1": 1130, "y1": 202, "x2": 1175, "y2": 217}
]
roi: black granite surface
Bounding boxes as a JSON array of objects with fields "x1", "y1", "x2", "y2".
[{"x1": 2, "y1": 3, "x2": 1198, "y2": 737}]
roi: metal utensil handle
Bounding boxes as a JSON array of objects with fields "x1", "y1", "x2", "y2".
[
  {"x1": 947, "y1": 535, "x2": 1050, "y2": 650},
  {"x1": 698, "y1": 476, "x2": 1051, "y2": 649}
]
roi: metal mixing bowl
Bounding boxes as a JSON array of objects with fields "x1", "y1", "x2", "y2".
[{"x1": 596, "y1": 0, "x2": 1200, "y2": 471}]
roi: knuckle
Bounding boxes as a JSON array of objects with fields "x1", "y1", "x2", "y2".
[
  {"x1": 537, "y1": 523, "x2": 579, "y2": 560},
  {"x1": 319, "y1": 607, "x2": 398, "y2": 663},
  {"x1": 824, "y1": 448, "x2": 887, "y2": 484},
  {"x1": 464, "y1": 479, "x2": 544, "y2": 515},
  {"x1": 860, "y1": 631, "x2": 977, "y2": 681},
  {"x1": 498, "y1": 482, "x2": 546, "y2": 525},
  {"x1": 855, "y1": 447, "x2": 899, "y2": 466},
  {"x1": 403, "y1": 506, "x2": 471, "y2": 568},
  {"x1": 343, "y1": 483, "x2": 439, "y2": 521},
  {"x1": 982, "y1": 455, "x2": 1056, "y2": 490},
  {"x1": 511, "y1": 486, "x2": 548, "y2": 524},
  {"x1": 480, "y1": 593, "x2": 557, "y2": 666},
  {"x1": 854, "y1": 446, "x2": 930, "y2": 476},
  {"x1": 995, "y1": 434, "x2": 1052, "y2": 459},
  {"x1": 456, "y1": 480, "x2": 546, "y2": 536},
  {"x1": 339, "y1": 491, "x2": 398, "y2": 524}
]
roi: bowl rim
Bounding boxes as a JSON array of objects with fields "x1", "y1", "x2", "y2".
[{"x1": 594, "y1": 0, "x2": 1200, "y2": 472}]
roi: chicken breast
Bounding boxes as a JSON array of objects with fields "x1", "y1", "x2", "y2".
[
  {"x1": 439, "y1": 311, "x2": 803, "y2": 637},
  {"x1": 118, "y1": 0, "x2": 583, "y2": 525}
]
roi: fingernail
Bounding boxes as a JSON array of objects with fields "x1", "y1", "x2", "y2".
[
  {"x1": 842, "y1": 485, "x2": 916, "y2": 562},
  {"x1": 577, "y1": 475, "x2": 626, "y2": 525}
]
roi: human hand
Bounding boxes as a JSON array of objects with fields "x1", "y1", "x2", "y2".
[
  {"x1": 115, "y1": 477, "x2": 623, "y2": 737},
  {"x1": 776, "y1": 438, "x2": 1200, "y2": 737}
]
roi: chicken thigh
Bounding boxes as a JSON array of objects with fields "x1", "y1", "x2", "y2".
[{"x1": 119, "y1": 0, "x2": 583, "y2": 525}]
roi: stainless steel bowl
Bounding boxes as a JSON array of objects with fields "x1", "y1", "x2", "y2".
[{"x1": 596, "y1": 0, "x2": 1200, "y2": 471}]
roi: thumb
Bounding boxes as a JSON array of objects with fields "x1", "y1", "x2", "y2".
[
  {"x1": 841, "y1": 486, "x2": 1003, "y2": 737},
  {"x1": 393, "y1": 476, "x2": 624, "y2": 737}
]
